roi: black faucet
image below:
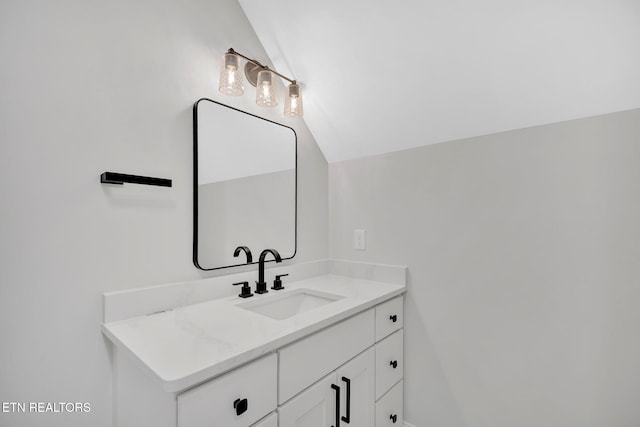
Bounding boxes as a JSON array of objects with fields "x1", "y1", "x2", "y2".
[
  {"x1": 255, "y1": 249, "x2": 282, "y2": 294},
  {"x1": 233, "y1": 246, "x2": 253, "y2": 264}
]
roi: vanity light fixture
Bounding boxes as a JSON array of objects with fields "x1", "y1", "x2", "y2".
[{"x1": 218, "y1": 48, "x2": 303, "y2": 118}]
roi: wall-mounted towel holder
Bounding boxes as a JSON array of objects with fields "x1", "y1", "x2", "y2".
[{"x1": 100, "y1": 172, "x2": 172, "y2": 187}]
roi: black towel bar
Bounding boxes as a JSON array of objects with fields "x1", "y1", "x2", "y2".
[{"x1": 100, "y1": 172, "x2": 172, "y2": 187}]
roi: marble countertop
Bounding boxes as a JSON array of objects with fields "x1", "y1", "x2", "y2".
[{"x1": 102, "y1": 273, "x2": 405, "y2": 392}]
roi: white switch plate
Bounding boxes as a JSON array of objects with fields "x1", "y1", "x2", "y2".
[{"x1": 354, "y1": 229, "x2": 366, "y2": 250}]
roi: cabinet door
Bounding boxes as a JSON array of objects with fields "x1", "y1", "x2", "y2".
[
  {"x1": 335, "y1": 348, "x2": 375, "y2": 427},
  {"x1": 278, "y1": 373, "x2": 339, "y2": 427}
]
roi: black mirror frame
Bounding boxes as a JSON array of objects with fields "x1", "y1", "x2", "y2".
[{"x1": 192, "y1": 98, "x2": 298, "y2": 271}]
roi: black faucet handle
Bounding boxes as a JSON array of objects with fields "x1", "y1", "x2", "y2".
[
  {"x1": 272, "y1": 274, "x2": 288, "y2": 291},
  {"x1": 233, "y1": 281, "x2": 253, "y2": 298}
]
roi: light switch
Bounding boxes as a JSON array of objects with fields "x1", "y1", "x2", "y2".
[{"x1": 354, "y1": 229, "x2": 366, "y2": 250}]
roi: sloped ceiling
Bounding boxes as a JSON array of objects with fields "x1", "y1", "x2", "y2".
[{"x1": 239, "y1": 0, "x2": 640, "y2": 163}]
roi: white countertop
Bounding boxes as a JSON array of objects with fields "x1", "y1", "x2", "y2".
[{"x1": 102, "y1": 273, "x2": 405, "y2": 392}]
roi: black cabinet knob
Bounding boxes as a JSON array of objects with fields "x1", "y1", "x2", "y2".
[
  {"x1": 390, "y1": 414, "x2": 398, "y2": 423},
  {"x1": 233, "y1": 398, "x2": 248, "y2": 416},
  {"x1": 390, "y1": 314, "x2": 397, "y2": 323},
  {"x1": 390, "y1": 360, "x2": 398, "y2": 369}
]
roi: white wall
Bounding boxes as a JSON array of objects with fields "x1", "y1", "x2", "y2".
[
  {"x1": 0, "y1": 1, "x2": 327, "y2": 426},
  {"x1": 329, "y1": 109, "x2": 640, "y2": 427}
]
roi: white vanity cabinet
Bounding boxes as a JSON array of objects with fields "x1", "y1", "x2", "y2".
[
  {"x1": 278, "y1": 295, "x2": 404, "y2": 427},
  {"x1": 278, "y1": 310, "x2": 375, "y2": 403},
  {"x1": 278, "y1": 347, "x2": 376, "y2": 427},
  {"x1": 111, "y1": 293, "x2": 404, "y2": 427},
  {"x1": 277, "y1": 309, "x2": 375, "y2": 426}
]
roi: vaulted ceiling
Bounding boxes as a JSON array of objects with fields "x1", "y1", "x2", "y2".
[{"x1": 239, "y1": 0, "x2": 640, "y2": 163}]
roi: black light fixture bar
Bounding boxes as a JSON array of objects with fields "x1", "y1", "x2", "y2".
[
  {"x1": 227, "y1": 48, "x2": 296, "y2": 84},
  {"x1": 100, "y1": 172, "x2": 172, "y2": 187}
]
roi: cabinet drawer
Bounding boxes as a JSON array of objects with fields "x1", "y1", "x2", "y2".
[
  {"x1": 252, "y1": 412, "x2": 277, "y2": 427},
  {"x1": 375, "y1": 380, "x2": 403, "y2": 427},
  {"x1": 375, "y1": 329, "x2": 403, "y2": 400},
  {"x1": 375, "y1": 296, "x2": 403, "y2": 341},
  {"x1": 279, "y1": 309, "x2": 375, "y2": 404},
  {"x1": 178, "y1": 354, "x2": 277, "y2": 427}
]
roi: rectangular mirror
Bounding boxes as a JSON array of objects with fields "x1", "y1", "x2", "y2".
[{"x1": 193, "y1": 99, "x2": 297, "y2": 270}]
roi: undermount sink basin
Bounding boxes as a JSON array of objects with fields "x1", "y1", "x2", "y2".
[{"x1": 237, "y1": 288, "x2": 344, "y2": 320}]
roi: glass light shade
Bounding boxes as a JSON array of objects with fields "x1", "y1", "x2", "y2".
[
  {"x1": 256, "y1": 70, "x2": 278, "y2": 108},
  {"x1": 284, "y1": 83, "x2": 303, "y2": 117},
  {"x1": 218, "y1": 53, "x2": 244, "y2": 96}
]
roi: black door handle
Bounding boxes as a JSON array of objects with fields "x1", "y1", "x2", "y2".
[
  {"x1": 233, "y1": 398, "x2": 248, "y2": 416},
  {"x1": 331, "y1": 384, "x2": 341, "y2": 427},
  {"x1": 390, "y1": 360, "x2": 398, "y2": 369},
  {"x1": 390, "y1": 314, "x2": 397, "y2": 323},
  {"x1": 390, "y1": 413, "x2": 398, "y2": 423},
  {"x1": 341, "y1": 376, "x2": 351, "y2": 423}
]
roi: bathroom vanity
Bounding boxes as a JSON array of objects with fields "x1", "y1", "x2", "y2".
[{"x1": 102, "y1": 260, "x2": 406, "y2": 427}]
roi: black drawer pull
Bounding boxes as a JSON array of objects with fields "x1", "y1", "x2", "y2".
[
  {"x1": 390, "y1": 360, "x2": 398, "y2": 369},
  {"x1": 341, "y1": 376, "x2": 351, "y2": 423},
  {"x1": 390, "y1": 414, "x2": 398, "y2": 423},
  {"x1": 389, "y1": 314, "x2": 397, "y2": 323},
  {"x1": 233, "y1": 398, "x2": 248, "y2": 416},
  {"x1": 331, "y1": 384, "x2": 341, "y2": 427}
]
